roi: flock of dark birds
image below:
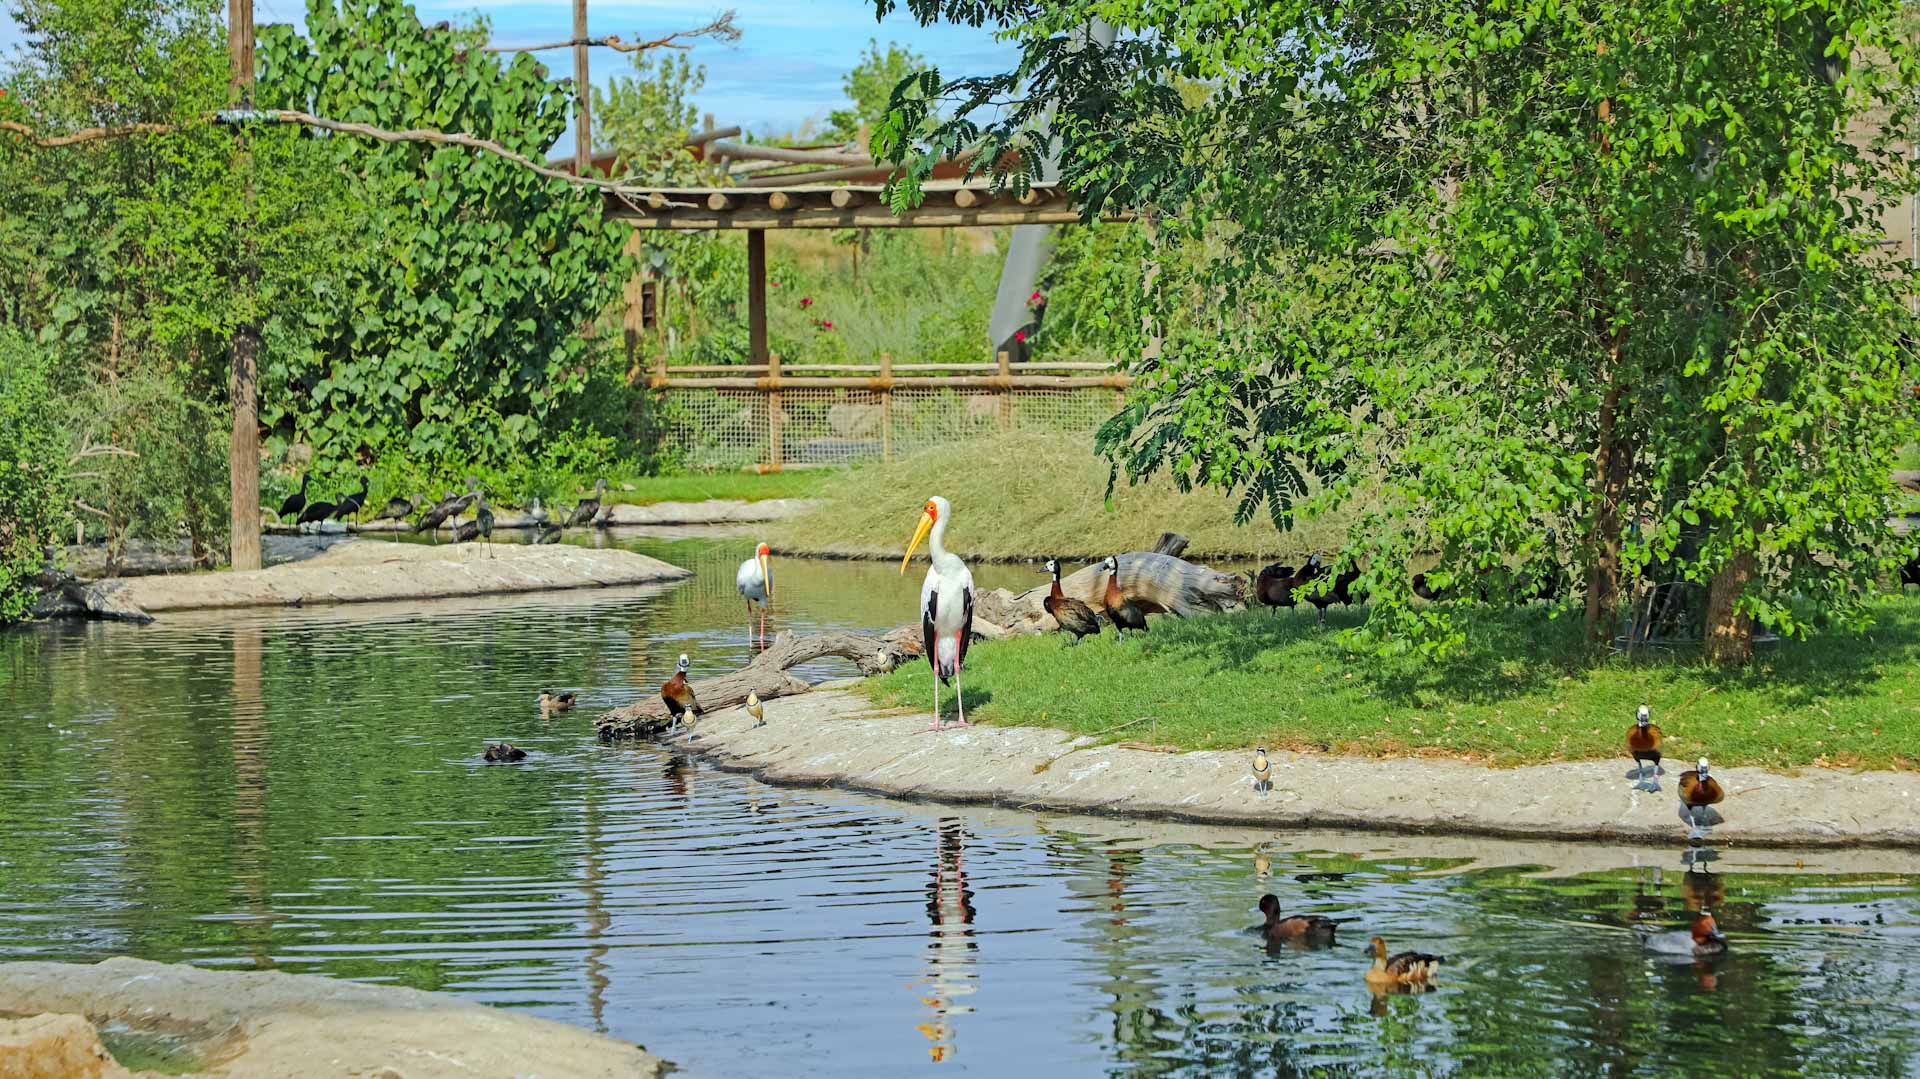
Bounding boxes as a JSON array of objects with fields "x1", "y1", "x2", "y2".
[{"x1": 273, "y1": 475, "x2": 616, "y2": 549}]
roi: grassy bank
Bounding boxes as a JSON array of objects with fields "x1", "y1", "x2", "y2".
[
  {"x1": 598, "y1": 471, "x2": 831, "y2": 506},
  {"x1": 858, "y1": 599, "x2": 1920, "y2": 769},
  {"x1": 773, "y1": 431, "x2": 1351, "y2": 562}
]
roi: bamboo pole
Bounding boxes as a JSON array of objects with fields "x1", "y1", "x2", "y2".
[
  {"x1": 880, "y1": 352, "x2": 893, "y2": 461},
  {"x1": 767, "y1": 352, "x2": 784, "y2": 470},
  {"x1": 227, "y1": 0, "x2": 261, "y2": 572}
]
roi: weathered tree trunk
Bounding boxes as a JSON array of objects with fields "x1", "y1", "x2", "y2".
[
  {"x1": 1703, "y1": 551, "x2": 1756, "y2": 666},
  {"x1": 597, "y1": 627, "x2": 921, "y2": 739},
  {"x1": 1583, "y1": 345, "x2": 1636, "y2": 644}
]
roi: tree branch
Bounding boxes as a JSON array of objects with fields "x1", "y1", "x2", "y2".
[
  {"x1": 482, "y1": 11, "x2": 740, "y2": 54},
  {"x1": 0, "y1": 120, "x2": 173, "y2": 148}
]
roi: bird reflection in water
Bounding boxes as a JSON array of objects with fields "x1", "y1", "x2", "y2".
[
  {"x1": 1254, "y1": 843, "x2": 1272, "y2": 884},
  {"x1": 909, "y1": 817, "x2": 977, "y2": 1063},
  {"x1": 664, "y1": 754, "x2": 693, "y2": 799}
]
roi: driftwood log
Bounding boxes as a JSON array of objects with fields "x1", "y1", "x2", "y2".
[
  {"x1": 596, "y1": 543, "x2": 1243, "y2": 739},
  {"x1": 598, "y1": 627, "x2": 921, "y2": 739}
]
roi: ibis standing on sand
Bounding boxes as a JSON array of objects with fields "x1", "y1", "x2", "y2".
[
  {"x1": 569, "y1": 478, "x2": 608, "y2": 528},
  {"x1": 453, "y1": 492, "x2": 494, "y2": 554},
  {"x1": 415, "y1": 479, "x2": 478, "y2": 535},
  {"x1": 736, "y1": 541, "x2": 775, "y2": 648},
  {"x1": 370, "y1": 492, "x2": 419, "y2": 524},
  {"x1": 902, "y1": 496, "x2": 974, "y2": 732}
]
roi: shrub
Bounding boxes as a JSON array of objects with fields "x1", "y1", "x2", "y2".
[{"x1": 0, "y1": 333, "x2": 67, "y2": 624}]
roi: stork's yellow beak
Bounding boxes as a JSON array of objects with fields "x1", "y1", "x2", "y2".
[
  {"x1": 759, "y1": 550, "x2": 772, "y2": 599},
  {"x1": 901, "y1": 510, "x2": 934, "y2": 573}
]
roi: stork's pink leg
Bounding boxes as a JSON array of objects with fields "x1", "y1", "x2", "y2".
[{"x1": 951, "y1": 635, "x2": 969, "y2": 727}]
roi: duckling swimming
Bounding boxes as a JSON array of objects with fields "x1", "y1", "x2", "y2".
[
  {"x1": 1628, "y1": 704, "x2": 1663, "y2": 785},
  {"x1": 538, "y1": 690, "x2": 578, "y2": 715},
  {"x1": 1254, "y1": 894, "x2": 1338, "y2": 947},
  {"x1": 1365, "y1": 936, "x2": 1443, "y2": 989},
  {"x1": 483, "y1": 742, "x2": 527, "y2": 762},
  {"x1": 1638, "y1": 909, "x2": 1727, "y2": 958}
]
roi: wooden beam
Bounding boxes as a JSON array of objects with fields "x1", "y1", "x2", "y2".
[
  {"x1": 706, "y1": 192, "x2": 734, "y2": 211},
  {"x1": 954, "y1": 188, "x2": 981, "y2": 208},
  {"x1": 768, "y1": 191, "x2": 794, "y2": 211},
  {"x1": 227, "y1": 0, "x2": 261, "y2": 573},
  {"x1": 610, "y1": 203, "x2": 1118, "y2": 230},
  {"x1": 830, "y1": 188, "x2": 863, "y2": 208},
  {"x1": 747, "y1": 228, "x2": 768, "y2": 365}
]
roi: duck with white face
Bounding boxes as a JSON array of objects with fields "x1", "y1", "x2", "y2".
[
  {"x1": 736, "y1": 541, "x2": 774, "y2": 649},
  {"x1": 1099, "y1": 555, "x2": 1150, "y2": 640},
  {"x1": 903, "y1": 496, "x2": 974, "y2": 732},
  {"x1": 1041, "y1": 556, "x2": 1102, "y2": 644}
]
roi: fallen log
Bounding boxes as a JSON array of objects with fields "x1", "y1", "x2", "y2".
[{"x1": 597, "y1": 627, "x2": 921, "y2": 739}]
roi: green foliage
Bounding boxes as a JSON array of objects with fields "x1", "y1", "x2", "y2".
[
  {"x1": 828, "y1": 39, "x2": 927, "y2": 143},
  {"x1": 0, "y1": 332, "x2": 66, "y2": 624},
  {"x1": 880, "y1": 0, "x2": 1920, "y2": 661},
  {"x1": 255, "y1": 0, "x2": 628, "y2": 471},
  {"x1": 1033, "y1": 223, "x2": 1148, "y2": 359},
  {"x1": 594, "y1": 52, "x2": 708, "y2": 183}
]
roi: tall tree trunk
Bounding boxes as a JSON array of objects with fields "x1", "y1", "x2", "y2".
[
  {"x1": 1583, "y1": 338, "x2": 1635, "y2": 643},
  {"x1": 1703, "y1": 549, "x2": 1756, "y2": 666}
]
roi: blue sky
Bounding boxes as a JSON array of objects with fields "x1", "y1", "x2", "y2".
[{"x1": 1, "y1": 1, "x2": 1010, "y2": 153}]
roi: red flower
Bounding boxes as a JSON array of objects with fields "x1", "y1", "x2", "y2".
[
  {"x1": 800, "y1": 297, "x2": 813, "y2": 307},
  {"x1": 1029, "y1": 289, "x2": 1043, "y2": 302},
  {"x1": 771, "y1": 281, "x2": 781, "y2": 287},
  {"x1": 1014, "y1": 330, "x2": 1026, "y2": 343},
  {"x1": 821, "y1": 320, "x2": 834, "y2": 330}
]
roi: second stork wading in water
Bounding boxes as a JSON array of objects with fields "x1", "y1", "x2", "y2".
[
  {"x1": 736, "y1": 541, "x2": 774, "y2": 649},
  {"x1": 903, "y1": 496, "x2": 974, "y2": 732}
]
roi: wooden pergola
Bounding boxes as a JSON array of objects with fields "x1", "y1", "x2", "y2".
[{"x1": 604, "y1": 180, "x2": 1130, "y2": 365}]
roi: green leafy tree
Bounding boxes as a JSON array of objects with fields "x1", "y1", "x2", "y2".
[
  {"x1": 829, "y1": 39, "x2": 926, "y2": 144},
  {"x1": 0, "y1": 331, "x2": 65, "y2": 624},
  {"x1": 876, "y1": 0, "x2": 1920, "y2": 664},
  {"x1": 255, "y1": 0, "x2": 629, "y2": 469},
  {"x1": 594, "y1": 52, "x2": 707, "y2": 183}
]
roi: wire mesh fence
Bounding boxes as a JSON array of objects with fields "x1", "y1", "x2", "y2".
[{"x1": 646, "y1": 380, "x2": 1129, "y2": 471}]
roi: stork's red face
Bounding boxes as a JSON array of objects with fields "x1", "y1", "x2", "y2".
[
  {"x1": 924, "y1": 499, "x2": 939, "y2": 521},
  {"x1": 757, "y1": 542, "x2": 771, "y2": 557}
]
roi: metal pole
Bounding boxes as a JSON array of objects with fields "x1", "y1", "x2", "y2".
[
  {"x1": 572, "y1": 0, "x2": 591, "y2": 175},
  {"x1": 227, "y1": 0, "x2": 261, "y2": 572}
]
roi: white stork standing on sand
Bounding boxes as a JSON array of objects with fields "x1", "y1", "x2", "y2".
[
  {"x1": 736, "y1": 541, "x2": 774, "y2": 648},
  {"x1": 902, "y1": 495, "x2": 974, "y2": 732}
]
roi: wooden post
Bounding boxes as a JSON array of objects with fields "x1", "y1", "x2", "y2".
[
  {"x1": 746, "y1": 228, "x2": 768, "y2": 365},
  {"x1": 621, "y1": 230, "x2": 644, "y2": 373},
  {"x1": 879, "y1": 352, "x2": 893, "y2": 461},
  {"x1": 227, "y1": 0, "x2": 261, "y2": 572},
  {"x1": 767, "y1": 352, "x2": 784, "y2": 470},
  {"x1": 997, "y1": 349, "x2": 1013, "y2": 429},
  {"x1": 572, "y1": 0, "x2": 591, "y2": 175}
]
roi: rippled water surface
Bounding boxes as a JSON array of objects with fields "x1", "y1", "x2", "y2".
[{"x1": 6, "y1": 531, "x2": 1920, "y2": 1076}]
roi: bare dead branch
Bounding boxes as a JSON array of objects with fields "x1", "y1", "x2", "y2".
[
  {"x1": 0, "y1": 120, "x2": 174, "y2": 148},
  {"x1": 483, "y1": 11, "x2": 740, "y2": 54}
]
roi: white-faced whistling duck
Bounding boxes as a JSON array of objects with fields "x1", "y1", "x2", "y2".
[
  {"x1": 1628, "y1": 704, "x2": 1663, "y2": 778},
  {"x1": 1640, "y1": 909, "x2": 1727, "y2": 957},
  {"x1": 370, "y1": 492, "x2": 418, "y2": 523},
  {"x1": 737, "y1": 541, "x2": 775, "y2": 648},
  {"x1": 277, "y1": 474, "x2": 310, "y2": 522},
  {"x1": 745, "y1": 690, "x2": 765, "y2": 727},
  {"x1": 483, "y1": 742, "x2": 527, "y2": 762},
  {"x1": 414, "y1": 479, "x2": 478, "y2": 534},
  {"x1": 1042, "y1": 557, "x2": 1102, "y2": 644},
  {"x1": 1299, "y1": 555, "x2": 1347, "y2": 624},
  {"x1": 538, "y1": 690, "x2": 577, "y2": 714},
  {"x1": 1679, "y1": 757, "x2": 1724, "y2": 828},
  {"x1": 662, "y1": 653, "x2": 704, "y2": 734},
  {"x1": 567, "y1": 478, "x2": 608, "y2": 528},
  {"x1": 1100, "y1": 555, "x2": 1150, "y2": 640},
  {"x1": 1365, "y1": 936, "x2": 1443, "y2": 989},
  {"x1": 452, "y1": 491, "x2": 494, "y2": 554},
  {"x1": 1252, "y1": 561, "x2": 1310, "y2": 613},
  {"x1": 1252, "y1": 747, "x2": 1272, "y2": 794},
  {"x1": 332, "y1": 476, "x2": 370, "y2": 521},
  {"x1": 903, "y1": 495, "x2": 976, "y2": 731},
  {"x1": 1256, "y1": 894, "x2": 1338, "y2": 945}
]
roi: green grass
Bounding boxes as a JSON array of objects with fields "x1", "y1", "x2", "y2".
[
  {"x1": 774, "y1": 430, "x2": 1352, "y2": 562},
  {"x1": 596, "y1": 470, "x2": 833, "y2": 506},
  {"x1": 859, "y1": 598, "x2": 1920, "y2": 769}
]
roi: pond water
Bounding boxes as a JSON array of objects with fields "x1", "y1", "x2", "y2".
[{"x1": 4, "y1": 530, "x2": 1920, "y2": 1076}]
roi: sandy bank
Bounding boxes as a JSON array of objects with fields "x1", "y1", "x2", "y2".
[
  {"x1": 51, "y1": 540, "x2": 690, "y2": 620},
  {"x1": 654, "y1": 687, "x2": 1920, "y2": 849},
  {"x1": 0, "y1": 956, "x2": 663, "y2": 1078}
]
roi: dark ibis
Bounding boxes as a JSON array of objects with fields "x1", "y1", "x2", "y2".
[
  {"x1": 296, "y1": 497, "x2": 337, "y2": 526},
  {"x1": 1099, "y1": 555, "x2": 1149, "y2": 640},
  {"x1": 903, "y1": 496, "x2": 974, "y2": 731},
  {"x1": 369, "y1": 491, "x2": 418, "y2": 523},
  {"x1": 414, "y1": 480, "x2": 477, "y2": 534},
  {"x1": 332, "y1": 476, "x2": 369, "y2": 521},
  {"x1": 1042, "y1": 557, "x2": 1101, "y2": 644},
  {"x1": 534, "y1": 523, "x2": 563, "y2": 545},
  {"x1": 567, "y1": 478, "x2": 608, "y2": 528},
  {"x1": 661, "y1": 653, "x2": 704, "y2": 734},
  {"x1": 277, "y1": 474, "x2": 310, "y2": 522},
  {"x1": 452, "y1": 491, "x2": 494, "y2": 553}
]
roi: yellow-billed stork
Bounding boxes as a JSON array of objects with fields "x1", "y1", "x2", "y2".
[
  {"x1": 736, "y1": 541, "x2": 774, "y2": 647},
  {"x1": 901, "y1": 495, "x2": 974, "y2": 732}
]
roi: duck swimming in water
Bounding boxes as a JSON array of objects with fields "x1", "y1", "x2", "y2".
[
  {"x1": 483, "y1": 742, "x2": 527, "y2": 762},
  {"x1": 1365, "y1": 936, "x2": 1443, "y2": 989},
  {"x1": 538, "y1": 690, "x2": 577, "y2": 715},
  {"x1": 1254, "y1": 895, "x2": 1338, "y2": 946},
  {"x1": 1638, "y1": 909, "x2": 1727, "y2": 958}
]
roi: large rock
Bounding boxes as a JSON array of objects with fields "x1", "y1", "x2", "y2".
[
  {"x1": 0, "y1": 1014, "x2": 130, "y2": 1079},
  {"x1": 0, "y1": 957, "x2": 665, "y2": 1079}
]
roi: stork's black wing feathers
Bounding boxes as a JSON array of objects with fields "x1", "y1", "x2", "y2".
[
  {"x1": 922, "y1": 589, "x2": 940, "y2": 678},
  {"x1": 958, "y1": 586, "x2": 974, "y2": 670}
]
